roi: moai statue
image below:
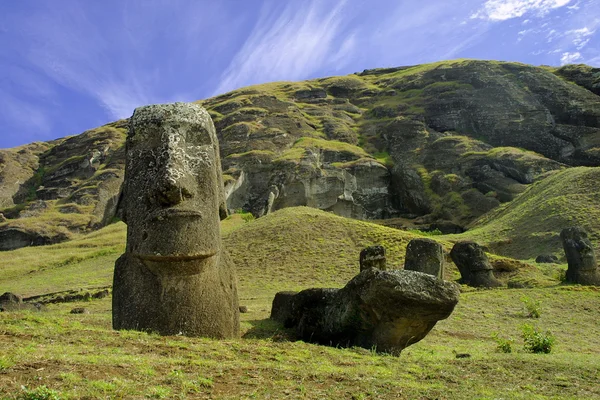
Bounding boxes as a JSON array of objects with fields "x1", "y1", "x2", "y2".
[
  {"x1": 360, "y1": 245, "x2": 387, "y2": 271},
  {"x1": 450, "y1": 241, "x2": 502, "y2": 288},
  {"x1": 404, "y1": 238, "x2": 444, "y2": 279},
  {"x1": 112, "y1": 103, "x2": 240, "y2": 338},
  {"x1": 561, "y1": 227, "x2": 600, "y2": 285}
]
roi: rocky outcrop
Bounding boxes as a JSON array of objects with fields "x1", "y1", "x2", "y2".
[
  {"x1": 2, "y1": 60, "x2": 600, "y2": 250},
  {"x1": 554, "y1": 64, "x2": 600, "y2": 96},
  {"x1": 0, "y1": 122, "x2": 126, "y2": 250},
  {"x1": 0, "y1": 227, "x2": 68, "y2": 251},
  {"x1": 271, "y1": 268, "x2": 460, "y2": 355}
]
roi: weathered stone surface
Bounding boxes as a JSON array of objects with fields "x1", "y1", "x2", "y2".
[
  {"x1": 3, "y1": 60, "x2": 600, "y2": 256},
  {"x1": 112, "y1": 102, "x2": 240, "y2": 338},
  {"x1": 0, "y1": 228, "x2": 68, "y2": 251},
  {"x1": 561, "y1": 226, "x2": 600, "y2": 285},
  {"x1": 270, "y1": 291, "x2": 298, "y2": 323},
  {"x1": 404, "y1": 238, "x2": 444, "y2": 278},
  {"x1": 271, "y1": 269, "x2": 459, "y2": 354},
  {"x1": 0, "y1": 292, "x2": 22, "y2": 304},
  {"x1": 450, "y1": 241, "x2": 502, "y2": 287},
  {"x1": 0, "y1": 292, "x2": 44, "y2": 312},
  {"x1": 535, "y1": 254, "x2": 559, "y2": 264},
  {"x1": 359, "y1": 245, "x2": 386, "y2": 271}
]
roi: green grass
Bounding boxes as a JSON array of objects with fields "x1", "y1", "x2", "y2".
[
  {"x1": 1, "y1": 207, "x2": 599, "y2": 398},
  {"x1": 1, "y1": 285, "x2": 598, "y2": 399},
  {"x1": 275, "y1": 137, "x2": 370, "y2": 163},
  {"x1": 452, "y1": 167, "x2": 600, "y2": 259}
]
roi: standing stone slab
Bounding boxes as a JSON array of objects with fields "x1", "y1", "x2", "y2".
[
  {"x1": 404, "y1": 238, "x2": 444, "y2": 278},
  {"x1": 359, "y1": 245, "x2": 387, "y2": 271},
  {"x1": 112, "y1": 103, "x2": 239, "y2": 338},
  {"x1": 561, "y1": 227, "x2": 600, "y2": 285},
  {"x1": 450, "y1": 241, "x2": 502, "y2": 288}
]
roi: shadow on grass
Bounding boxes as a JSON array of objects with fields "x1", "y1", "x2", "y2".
[{"x1": 242, "y1": 318, "x2": 295, "y2": 341}]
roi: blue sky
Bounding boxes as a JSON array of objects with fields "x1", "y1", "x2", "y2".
[{"x1": 1, "y1": 0, "x2": 599, "y2": 149}]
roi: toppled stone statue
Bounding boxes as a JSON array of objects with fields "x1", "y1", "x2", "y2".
[
  {"x1": 112, "y1": 103, "x2": 239, "y2": 338},
  {"x1": 404, "y1": 238, "x2": 444, "y2": 278},
  {"x1": 359, "y1": 245, "x2": 386, "y2": 271},
  {"x1": 271, "y1": 249, "x2": 459, "y2": 354},
  {"x1": 450, "y1": 241, "x2": 502, "y2": 288},
  {"x1": 0, "y1": 292, "x2": 43, "y2": 312},
  {"x1": 561, "y1": 227, "x2": 600, "y2": 285}
]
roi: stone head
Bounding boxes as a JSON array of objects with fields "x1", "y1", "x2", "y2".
[
  {"x1": 122, "y1": 103, "x2": 227, "y2": 275},
  {"x1": 561, "y1": 226, "x2": 597, "y2": 271},
  {"x1": 359, "y1": 245, "x2": 387, "y2": 271}
]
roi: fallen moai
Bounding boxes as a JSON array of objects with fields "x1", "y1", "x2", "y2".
[
  {"x1": 0, "y1": 292, "x2": 43, "y2": 312},
  {"x1": 112, "y1": 102, "x2": 239, "y2": 338},
  {"x1": 561, "y1": 226, "x2": 600, "y2": 285},
  {"x1": 450, "y1": 241, "x2": 502, "y2": 288},
  {"x1": 271, "y1": 246, "x2": 459, "y2": 354}
]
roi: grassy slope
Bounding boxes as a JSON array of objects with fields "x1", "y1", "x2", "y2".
[
  {"x1": 450, "y1": 167, "x2": 600, "y2": 260},
  {"x1": 1, "y1": 207, "x2": 598, "y2": 399}
]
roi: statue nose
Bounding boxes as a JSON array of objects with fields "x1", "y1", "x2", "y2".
[
  {"x1": 153, "y1": 150, "x2": 194, "y2": 207},
  {"x1": 155, "y1": 175, "x2": 193, "y2": 207}
]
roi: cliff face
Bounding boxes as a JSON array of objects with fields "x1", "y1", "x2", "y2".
[{"x1": 1, "y1": 60, "x2": 599, "y2": 250}]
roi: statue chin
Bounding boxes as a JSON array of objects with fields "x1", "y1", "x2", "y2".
[{"x1": 136, "y1": 251, "x2": 217, "y2": 277}]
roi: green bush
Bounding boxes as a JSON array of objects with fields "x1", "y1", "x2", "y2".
[
  {"x1": 521, "y1": 324, "x2": 554, "y2": 354},
  {"x1": 492, "y1": 333, "x2": 514, "y2": 353},
  {"x1": 17, "y1": 386, "x2": 61, "y2": 400},
  {"x1": 521, "y1": 296, "x2": 541, "y2": 318}
]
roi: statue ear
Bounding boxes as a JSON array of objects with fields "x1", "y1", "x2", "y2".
[
  {"x1": 213, "y1": 137, "x2": 229, "y2": 221},
  {"x1": 115, "y1": 181, "x2": 127, "y2": 224}
]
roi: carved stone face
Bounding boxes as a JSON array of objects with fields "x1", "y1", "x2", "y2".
[{"x1": 123, "y1": 103, "x2": 222, "y2": 274}]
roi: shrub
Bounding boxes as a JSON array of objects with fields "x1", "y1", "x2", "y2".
[
  {"x1": 17, "y1": 386, "x2": 61, "y2": 400},
  {"x1": 521, "y1": 296, "x2": 541, "y2": 318},
  {"x1": 492, "y1": 332, "x2": 514, "y2": 353},
  {"x1": 521, "y1": 324, "x2": 554, "y2": 354}
]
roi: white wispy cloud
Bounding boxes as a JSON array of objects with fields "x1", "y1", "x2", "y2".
[
  {"x1": 8, "y1": 1, "x2": 236, "y2": 120},
  {"x1": 472, "y1": 0, "x2": 572, "y2": 21},
  {"x1": 566, "y1": 26, "x2": 595, "y2": 49},
  {"x1": 560, "y1": 51, "x2": 582, "y2": 64},
  {"x1": 214, "y1": 0, "x2": 353, "y2": 95}
]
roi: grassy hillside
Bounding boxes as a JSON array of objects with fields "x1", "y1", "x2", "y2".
[
  {"x1": 1, "y1": 207, "x2": 598, "y2": 398},
  {"x1": 2, "y1": 206, "x2": 567, "y2": 297},
  {"x1": 452, "y1": 167, "x2": 600, "y2": 260},
  {"x1": 3, "y1": 60, "x2": 600, "y2": 253}
]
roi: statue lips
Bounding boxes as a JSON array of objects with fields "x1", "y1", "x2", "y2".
[
  {"x1": 134, "y1": 207, "x2": 218, "y2": 262},
  {"x1": 149, "y1": 208, "x2": 204, "y2": 222}
]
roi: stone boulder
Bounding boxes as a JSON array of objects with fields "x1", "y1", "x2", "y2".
[
  {"x1": 359, "y1": 245, "x2": 387, "y2": 271},
  {"x1": 404, "y1": 238, "x2": 444, "y2": 278},
  {"x1": 271, "y1": 269, "x2": 459, "y2": 354},
  {"x1": 0, "y1": 292, "x2": 43, "y2": 312},
  {"x1": 450, "y1": 241, "x2": 502, "y2": 287},
  {"x1": 561, "y1": 227, "x2": 600, "y2": 285}
]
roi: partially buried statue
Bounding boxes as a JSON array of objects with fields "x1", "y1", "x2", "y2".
[{"x1": 113, "y1": 102, "x2": 239, "y2": 338}]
